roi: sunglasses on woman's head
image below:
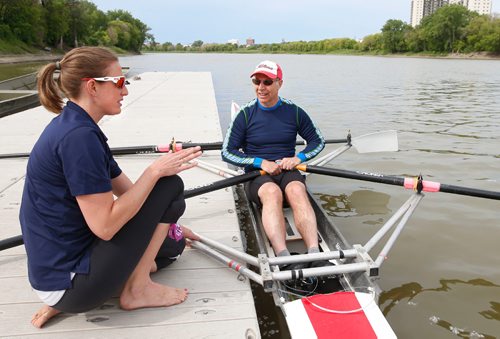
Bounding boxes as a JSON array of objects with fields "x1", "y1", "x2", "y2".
[
  {"x1": 251, "y1": 78, "x2": 276, "y2": 86},
  {"x1": 81, "y1": 76, "x2": 129, "y2": 89}
]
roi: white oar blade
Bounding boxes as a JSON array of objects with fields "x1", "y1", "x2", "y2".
[
  {"x1": 231, "y1": 101, "x2": 240, "y2": 120},
  {"x1": 352, "y1": 130, "x2": 398, "y2": 153}
]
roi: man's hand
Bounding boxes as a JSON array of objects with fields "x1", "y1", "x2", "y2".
[
  {"x1": 278, "y1": 156, "x2": 301, "y2": 171},
  {"x1": 261, "y1": 159, "x2": 282, "y2": 175}
]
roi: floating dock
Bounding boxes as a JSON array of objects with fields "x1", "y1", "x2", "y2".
[{"x1": 0, "y1": 72, "x2": 260, "y2": 338}]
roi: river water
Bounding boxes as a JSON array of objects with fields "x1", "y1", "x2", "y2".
[
  {"x1": 9, "y1": 53, "x2": 500, "y2": 338},
  {"x1": 117, "y1": 53, "x2": 500, "y2": 338}
]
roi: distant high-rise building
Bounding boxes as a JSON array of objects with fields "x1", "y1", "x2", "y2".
[
  {"x1": 411, "y1": 0, "x2": 425, "y2": 27},
  {"x1": 466, "y1": 0, "x2": 492, "y2": 15},
  {"x1": 411, "y1": 0, "x2": 448, "y2": 26},
  {"x1": 411, "y1": 0, "x2": 492, "y2": 27},
  {"x1": 246, "y1": 38, "x2": 255, "y2": 46}
]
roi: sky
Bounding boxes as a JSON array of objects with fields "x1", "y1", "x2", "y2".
[{"x1": 91, "y1": 0, "x2": 500, "y2": 45}]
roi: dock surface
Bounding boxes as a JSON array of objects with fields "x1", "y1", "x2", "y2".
[{"x1": 0, "y1": 72, "x2": 260, "y2": 338}]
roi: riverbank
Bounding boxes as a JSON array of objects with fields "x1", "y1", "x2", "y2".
[
  {"x1": 2, "y1": 50, "x2": 499, "y2": 65},
  {"x1": 0, "y1": 51, "x2": 500, "y2": 64},
  {"x1": 0, "y1": 53, "x2": 62, "y2": 65},
  {"x1": 141, "y1": 49, "x2": 500, "y2": 61}
]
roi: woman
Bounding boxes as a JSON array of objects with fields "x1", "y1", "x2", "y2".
[{"x1": 19, "y1": 46, "x2": 202, "y2": 328}]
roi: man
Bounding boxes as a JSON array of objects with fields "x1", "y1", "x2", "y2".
[{"x1": 222, "y1": 60, "x2": 327, "y2": 269}]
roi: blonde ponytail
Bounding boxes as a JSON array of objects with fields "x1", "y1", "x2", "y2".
[{"x1": 37, "y1": 47, "x2": 118, "y2": 114}]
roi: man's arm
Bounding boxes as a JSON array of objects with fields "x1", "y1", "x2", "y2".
[
  {"x1": 296, "y1": 108, "x2": 325, "y2": 162},
  {"x1": 221, "y1": 110, "x2": 256, "y2": 168}
]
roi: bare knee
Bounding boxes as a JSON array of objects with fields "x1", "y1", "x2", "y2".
[
  {"x1": 258, "y1": 183, "x2": 283, "y2": 205},
  {"x1": 285, "y1": 181, "x2": 307, "y2": 200}
]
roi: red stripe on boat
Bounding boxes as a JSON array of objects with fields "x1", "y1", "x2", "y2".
[{"x1": 302, "y1": 292, "x2": 377, "y2": 339}]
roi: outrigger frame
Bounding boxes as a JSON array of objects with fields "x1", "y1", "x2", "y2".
[
  {"x1": 190, "y1": 130, "x2": 421, "y2": 296},
  {"x1": 191, "y1": 191, "x2": 423, "y2": 293}
]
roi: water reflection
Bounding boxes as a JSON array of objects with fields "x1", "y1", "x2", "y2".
[
  {"x1": 316, "y1": 189, "x2": 391, "y2": 218},
  {"x1": 380, "y1": 278, "x2": 500, "y2": 338}
]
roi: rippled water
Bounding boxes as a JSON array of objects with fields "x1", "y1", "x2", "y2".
[{"x1": 117, "y1": 53, "x2": 500, "y2": 338}]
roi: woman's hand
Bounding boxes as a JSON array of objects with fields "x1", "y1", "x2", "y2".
[
  {"x1": 149, "y1": 146, "x2": 202, "y2": 179},
  {"x1": 181, "y1": 225, "x2": 200, "y2": 241}
]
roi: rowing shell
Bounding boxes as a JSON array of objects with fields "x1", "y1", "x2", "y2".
[{"x1": 238, "y1": 184, "x2": 396, "y2": 339}]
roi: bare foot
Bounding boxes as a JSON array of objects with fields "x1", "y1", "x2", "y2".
[
  {"x1": 119, "y1": 280, "x2": 188, "y2": 310},
  {"x1": 31, "y1": 305, "x2": 61, "y2": 328}
]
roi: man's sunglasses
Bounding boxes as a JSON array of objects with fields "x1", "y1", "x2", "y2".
[
  {"x1": 251, "y1": 78, "x2": 277, "y2": 86},
  {"x1": 81, "y1": 76, "x2": 129, "y2": 89}
]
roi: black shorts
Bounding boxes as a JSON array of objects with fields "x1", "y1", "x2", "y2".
[{"x1": 246, "y1": 170, "x2": 305, "y2": 206}]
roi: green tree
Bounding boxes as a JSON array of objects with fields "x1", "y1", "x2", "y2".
[
  {"x1": 465, "y1": 16, "x2": 500, "y2": 52},
  {"x1": 42, "y1": 0, "x2": 70, "y2": 49},
  {"x1": 65, "y1": 0, "x2": 100, "y2": 47},
  {"x1": 0, "y1": 0, "x2": 44, "y2": 44},
  {"x1": 191, "y1": 40, "x2": 203, "y2": 48},
  {"x1": 405, "y1": 28, "x2": 426, "y2": 52},
  {"x1": 381, "y1": 19, "x2": 412, "y2": 53},
  {"x1": 162, "y1": 41, "x2": 174, "y2": 51},
  {"x1": 360, "y1": 33, "x2": 383, "y2": 52},
  {"x1": 419, "y1": 4, "x2": 476, "y2": 52},
  {"x1": 107, "y1": 10, "x2": 149, "y2": 51},
  {"x1": 175, "y1": 43, "x2": 184, "y2": 51}
]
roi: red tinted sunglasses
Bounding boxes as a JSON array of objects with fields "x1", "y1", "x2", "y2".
[
  {"x1": 251, "y1": 78, "x2": 276, "y2": 86},
  {"x1": 81, "y1": 76, "x2": 129, "y2": 89}
]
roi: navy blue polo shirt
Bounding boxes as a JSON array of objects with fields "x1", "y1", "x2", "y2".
[{"x1": 19, "y1": 101, "x2": 122, "y2": 291}]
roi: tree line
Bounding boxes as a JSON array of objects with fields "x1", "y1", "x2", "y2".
[
  {"x1": 1, "y1": 2, "x2": 498, "y2": 55},
  {"x1": 144, "y1": 5, "x2": 500, "y2": 55},
  {"x1": 0, "y1": 0, "x2": 150, "y2": 53}
]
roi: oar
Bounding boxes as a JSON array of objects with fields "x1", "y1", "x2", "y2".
[
  {"x1": 0, "y1": 170, "x2": 265, "y2": 251},
  {"x1": 0, "y1": 138, "x2": 349, "y2": 159},
  {"x1": 184, "y1": 170, "x2": 264, "y2": 199},
  {"x1": 296, "y1": 164, "x2": 500, "y2": 201},
  {"x1": 347, "y1": 130, "x2": 398, "y2": 153},
  {"x1": 0, "y1": 235, "x2": 23, "y2": 251},
  {"x1": 309, "y1": 130, "x2": 398, "y2": 168}
]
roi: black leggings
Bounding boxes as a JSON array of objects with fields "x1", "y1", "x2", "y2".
[{"x1": 54, "y1": 175, "x2": 186, "y2": 313}]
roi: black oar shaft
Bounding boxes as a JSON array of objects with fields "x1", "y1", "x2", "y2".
[
  {"x1": 0, "y1": 152, "x2": 30, "y2": 159},
  {"x1": 0, "y1": 235, "x2": 23, "y2": 251},
  {"x1": 0, "y1": 170, "x2": 264, "y2": 251},
  {"x1": 112, "y1": 139, "x2": 346, "y2": 154},
  {"x1": 300, "y1": 165, "x2": 405, "y2": 186},
  {"x1": 299, "y1": 165, "x2": 500, "y2": 201},
  {"x1": 110, "y1": 145, "x2": 159, "y2": 155},
  {"x1": 0, "y1": 139, "x2": 347, "y2": 159},
  {"x1": 184, "y1": 170, "x2": 264, "y2": 199},
  {"x1": 439, "y1": 183, "x2": 500, "y2": 200}
]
